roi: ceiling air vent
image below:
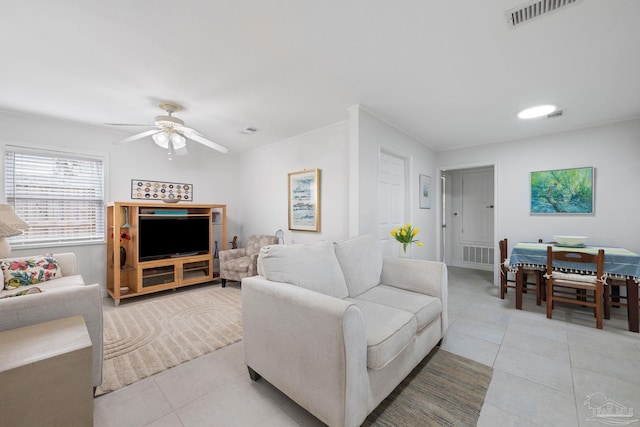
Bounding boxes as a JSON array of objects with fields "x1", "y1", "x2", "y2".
[
  {"x1": 547, "y1": 109, "x2": 564, "y2": 119},
  {"x1": 239, "y1": 127, "x2": 257, "y2": 135},
  {"x1": 506, "y1": 0, "x2": 582, "y2": 28}
]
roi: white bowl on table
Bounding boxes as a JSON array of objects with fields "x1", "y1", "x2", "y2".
[{"x1": 553, "y1": 235, "x2": 588, "y2": 247}]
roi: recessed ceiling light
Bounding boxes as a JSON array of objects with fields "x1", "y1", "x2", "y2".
[{"x1": 517, "y1": 105, "x2": 557, "y2": 119}]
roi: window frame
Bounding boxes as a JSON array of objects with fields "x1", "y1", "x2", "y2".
[{"x1": 3, "y1": 143, "x2": 108, "y2": 249}]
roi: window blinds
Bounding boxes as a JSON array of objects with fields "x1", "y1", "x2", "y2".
[{"x1": 5, "y1": 150, "x2": 105, "y2": 246}]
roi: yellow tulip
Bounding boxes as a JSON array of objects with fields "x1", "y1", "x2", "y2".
[
  {"x1": 412, "y1": 228, "x2": 419, "y2": 236},
  {"x1": 401, "y1": 230, "x2": 407, "y2": 237},
  {"x1": 417, "y1": 241, "x2": 424, "y2": 247},
  {"x1": 406, "y1": 223, "x2": 412, "y2": 228},
  {"x1": 390, "y1": 230, "x2": 397, "y2": 237}
]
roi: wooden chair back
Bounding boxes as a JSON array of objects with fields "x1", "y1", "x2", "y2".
[{"x1": 546, "y1": 245, "x2": 605, "y2": 329}]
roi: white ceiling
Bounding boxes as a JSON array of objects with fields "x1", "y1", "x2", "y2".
[{"x1": 2, "y1": 1, "x2": 639, "y2": 153}]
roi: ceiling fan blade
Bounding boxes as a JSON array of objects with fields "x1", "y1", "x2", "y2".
[
  {"x1": 113, "y1": 129, "x2": 161, "y2": 145},
  {"x1": 105, "y1": 123, "x2": 156, "y2": 127},
  {"x1": 182, "y1": 130, "x2": 228, "y2": 154},
  {"x1": 177, "y1": 125, "x2": 204, "y2": 137}
]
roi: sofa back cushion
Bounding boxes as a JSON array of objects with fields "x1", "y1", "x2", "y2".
[
  {"x1": 258, "y1": 241, "x2": 349, "y2": 299},
  {"x1": 333, "y1": 235, "x2": 382, "y2": 297}
]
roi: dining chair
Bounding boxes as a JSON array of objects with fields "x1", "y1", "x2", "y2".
[
  {"x1": 499, "y1": 238, "x2": 545, "y2": 305},
  {"x1": 545, "y1": 246, "x2": 605, "y2": 329}
]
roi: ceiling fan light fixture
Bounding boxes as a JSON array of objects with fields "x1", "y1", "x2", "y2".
[
  {"x1": 153, "y1": 131, "x2": 186, "y2": 150},
  {"x1": 152, "y1": 132, "x2": 169, "y2": 146},
  {"x1": 171, "y1": 133, "x2": 185, "y2": 146},
  {"x1": 517, "y1": 104, "x2": 557, "y2": 119}
]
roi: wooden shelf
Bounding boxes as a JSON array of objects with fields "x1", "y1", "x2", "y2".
[{"x1": 107, "y1": 202, "x2": 226, "y2": 306}]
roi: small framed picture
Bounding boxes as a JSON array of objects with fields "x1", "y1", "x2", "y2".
[
  {"x1": 419, "y1": 174, "x2": 431, "y2": 209},
  {"x1": 288, "y1": 169, "x2": 320, "y2": 232}
]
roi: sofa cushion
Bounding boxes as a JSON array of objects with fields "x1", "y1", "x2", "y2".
[
  {"x1": 345, "y1": 297, "x2": 417, "y2": 370},
  {"x1": 0, "y1": 255, "x2": 62, "y2": 290},
  {"x1": 259, "y1": 241, "x2": 349, "y2": 299},
  {"x1": 355, "y1": 285, "x2": 442, "y2": 331},
  {"x1": 334, "y1": 235, "x2": 383, "y2": 297},
  {"x1": 224, "y1": 256, "x2": 254, "y2": 273},
  {"x1": 0, "y1": 275, "x2": 85, "y2": 299}
]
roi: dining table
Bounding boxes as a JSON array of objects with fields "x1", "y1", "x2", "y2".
[{"x1": 509, "y1": 242, "x2": 640, "y2": 332}]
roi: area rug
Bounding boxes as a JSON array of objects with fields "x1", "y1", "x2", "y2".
[
  {"x1": 362, "y1": 348, "x2": 493, "y2": 426},
  {"x1": 96, "y1": 285, "x2": 242, "y2": 395}
]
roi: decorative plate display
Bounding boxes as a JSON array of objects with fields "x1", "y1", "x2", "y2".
[{"x1": 131, "y1": 179, "x2": 193, "y2": 202}]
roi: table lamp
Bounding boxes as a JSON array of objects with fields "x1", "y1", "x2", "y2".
[{"x1": 0, "y1": 204, "x2": 29, "y2": 258}]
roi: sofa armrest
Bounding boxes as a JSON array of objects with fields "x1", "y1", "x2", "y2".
[
  {"x1": 0, "y1": 283, "x2": 103, "y2": 387},
  {"x1": 219, "y1": 248, "x2": 247, "y2": 262},
  {"x1": 381, "y1": 258, "x2": 448, "y2": 335},
  {"x1": 242, "y1": 276, "x2": 369, "y2": 427}
]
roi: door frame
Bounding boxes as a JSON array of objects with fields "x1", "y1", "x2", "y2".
[{"x1": 435, "y1": 161, "x2": 500, "y2": 286}]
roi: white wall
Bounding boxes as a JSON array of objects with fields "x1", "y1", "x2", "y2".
[
  {"x1": 436, "y1": 118, "x2": 640, "y2": 256},
  {"x1": 351, "y1": 106, "x2": 439, "y2": 260},
  {"x1": 238, "y1": 121, "x2": 350, "y2": 245},
  {"x1": 0, "y1": 110, "x2": 242, "y2": 295}
]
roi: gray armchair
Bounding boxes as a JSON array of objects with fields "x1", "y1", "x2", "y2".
[{"x1": 219, "y1": 235, "x2": 278, "y2": 287}]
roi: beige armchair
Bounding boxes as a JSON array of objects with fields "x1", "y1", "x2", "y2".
[{"x1": 219, "y1": 235, "x2": 278, "y2": 287}]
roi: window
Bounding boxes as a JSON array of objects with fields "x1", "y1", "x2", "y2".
[{"x1": 4, "y1": 148, "x2": 105, "y2": 247}]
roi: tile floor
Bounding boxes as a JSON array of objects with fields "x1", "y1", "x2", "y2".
[{"x1": 94, "y1": 267, "x2": 640, "y2": 427}]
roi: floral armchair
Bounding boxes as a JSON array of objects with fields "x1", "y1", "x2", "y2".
[{"x1": 219, "y1": 235, "x2": 278, "y2": 287}]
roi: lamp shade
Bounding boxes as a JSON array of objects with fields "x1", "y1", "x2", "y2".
[{"x1": 0, "y1": 204, "x2": 29, "y2": 238}]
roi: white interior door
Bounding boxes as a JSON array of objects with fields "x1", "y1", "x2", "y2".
[
  {"x1": 461, "y1": 169, "x2": 494, "y2": 244},
  {"x1": 444, "y1": 167, "x2": 495, "y2": 270},
  {"x1": 378, "y1": 151, "x2": 405, "y2": 257}
]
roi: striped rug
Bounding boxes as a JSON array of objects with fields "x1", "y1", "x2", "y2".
[
  {"x1": 363, "y1": 348, "x2": 492, "y2": 426},
  {"x1": 96, "y1": 284, "x2": 242, "y2": 395}
]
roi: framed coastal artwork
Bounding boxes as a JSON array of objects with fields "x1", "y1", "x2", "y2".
[
  {"x1": 419, "y1": 174, "x2": 432, "y2": 209},
  {"x1": 288, "y1": 169, "x2": 320, "y2": 232},
  {"x1": 530, "y1": 166, "x2": 594, "y2": 214}
]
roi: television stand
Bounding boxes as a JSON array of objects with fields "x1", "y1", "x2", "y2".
[{"x1": 106, "y1": 202, "x2": 226, "y2": 306}]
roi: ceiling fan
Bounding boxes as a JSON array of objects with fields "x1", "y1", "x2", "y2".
[{"x1": 110, "y1": 102, "x2": 228, "y2": 159}]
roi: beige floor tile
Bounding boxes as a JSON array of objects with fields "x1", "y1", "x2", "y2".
[
  {"x1": 94, "y1": 378, "x2": 173, "y2": 427},
  {"x1": 501, "y1": 328, "x2": 570, "y2": 364},
  {"x1": 440, "y1": 328, "x2": 500, "y2": 367},
  {"x1": 145, "y1": 413, "x2": 185, "y2": 427},
  {"x1": 175, "y1": 381, "x2": 285, "y2": 427},
  {"x1": 572, "y1": 366, "x2": 640, "y2": 427},
  {"x1": 485, "y1": 370, "x2": 578, "y2": 426},
  {"x1": 478, "y1": 402, "x2": 541, "y2": 427},
  {"x1": 494, "y1": 346, "x2": 573, "y2": 394},
  {"x1": 447, "y1": 315, "x2": 508, "y2": 344}
]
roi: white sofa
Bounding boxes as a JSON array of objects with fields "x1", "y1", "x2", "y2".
[
  {"x1": 242, "y1": 235, "x2": 448, "y2": 427},
  {"x1": 0, "y1": 253, "x2": 103, "y2": 389}
]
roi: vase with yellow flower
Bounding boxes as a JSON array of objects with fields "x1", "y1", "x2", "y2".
[{"x1": 390, "y1": 223, "x2": 423, "y2": 258}]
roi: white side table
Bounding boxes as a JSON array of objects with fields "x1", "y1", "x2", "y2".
[{"x1": 0, "y1": 315, "x2": 93, "y2": 426}]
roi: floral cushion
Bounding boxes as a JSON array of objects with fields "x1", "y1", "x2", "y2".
[
  {"x1": 0, "y1": 256, "x2": 62, "y2": 290},
  {"x1": 0, "y1": 286, "x2": 42, "y2": 298}
]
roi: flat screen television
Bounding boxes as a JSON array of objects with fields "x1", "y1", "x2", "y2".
[{"x1": 138, "y1": 216, "x2": 210, "y2": 261}]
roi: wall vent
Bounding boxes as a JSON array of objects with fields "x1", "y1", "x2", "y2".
[
  {"x1": 506, "y1": 0, "x2": 582, "y2": 28},
  {"x1": 463, "y1": 245, "x2": 494, "y2": 265}
]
